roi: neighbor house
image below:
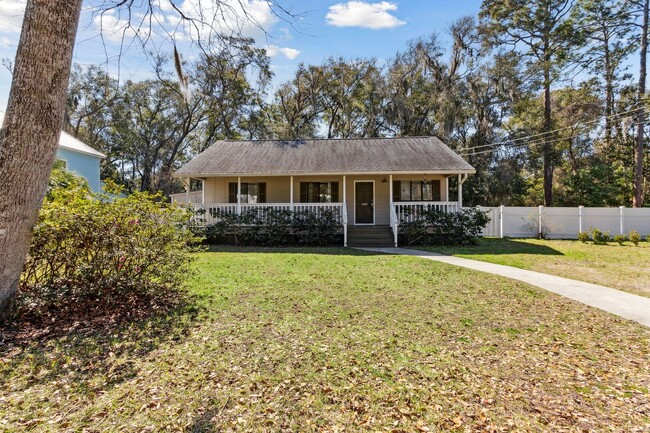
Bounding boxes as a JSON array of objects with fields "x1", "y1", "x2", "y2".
[
  {"x1": 0, "y1": 112, "x2": 105, "y2": 192},
  {"x1": 173, "y1": 137, "x2": 474, "y2": 247}
]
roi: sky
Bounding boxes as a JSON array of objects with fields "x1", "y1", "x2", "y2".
[{"x1": 0, "y1": 0, "x2": 483, "y2": 109}]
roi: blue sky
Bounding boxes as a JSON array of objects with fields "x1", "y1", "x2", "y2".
[{"x1": 0, "y1": 1, "x2": 483, "y2": 108}]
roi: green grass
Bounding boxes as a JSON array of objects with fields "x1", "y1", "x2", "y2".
[
  {"x1": 2, "y1": 247, "x2": 649, "y2": 432},
  {"x1": 418, "y1": 238, "x2": 650, "y2": 298}
]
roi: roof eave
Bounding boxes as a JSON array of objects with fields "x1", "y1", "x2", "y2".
[
  {"x1": 58, "y1": 144, "x2": 106, "y2": 159},
  {"x1": 173, "y1": 169, "x2": 476, "y2": 178}
]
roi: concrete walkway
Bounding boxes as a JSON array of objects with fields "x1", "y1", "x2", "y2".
[{"x1": 361, "y1": 247, "x2": 650, "y2": 328}]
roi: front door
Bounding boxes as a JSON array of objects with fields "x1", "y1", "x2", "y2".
[{"x1": 355, "y1": 182, "x2": 374, "y2": 224}]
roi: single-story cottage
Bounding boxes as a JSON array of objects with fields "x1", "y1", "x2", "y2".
[{"x1": 173, "y1": 137, "x2": 474, "y2": 247}]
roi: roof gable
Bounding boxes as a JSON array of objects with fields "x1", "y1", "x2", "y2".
[{"x1": 175, "y1": 137, "x2": 474, "y2": 177}]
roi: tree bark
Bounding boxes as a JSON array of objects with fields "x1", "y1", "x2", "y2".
[
  {"x1": 0, "y1": 0, "x2": 83, "y2": 320},
  {"x1": 543, "y1": 53, "x2": 554, "y2": 207},
  {"x1": 634, "y1": 0, "x2": 649, "y2": 207}
]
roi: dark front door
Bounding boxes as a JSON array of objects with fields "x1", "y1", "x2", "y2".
[{"x1": 355, "y1": 182, "x2": 374, "y2": 224}]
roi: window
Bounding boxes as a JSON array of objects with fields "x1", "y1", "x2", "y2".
[
  {"x1": 299, "y1": 182, "x2": 339, "y2": 203},
  {"x1": 228, "y1": 182, "x2": 266, "y2": 203},
  {"x1": 393, "y1": 180, "x2": 441, "y2": 202}
]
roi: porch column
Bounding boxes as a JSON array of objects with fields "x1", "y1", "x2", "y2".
[
  {"x1": 237, "y1": 176, "x2": 241, "y2": 215},
  {"x1": 201, "y1": 180, "x2": 205, "y2": 204},
  {"x1": 290, "y1": 176, "x2": 294, "y2": 211},
  {"x1": 343, "y1": 175, "x2": 347, "y2": 247},
  {"x1": 390, "y1": 174, "x2": 397, "y2": 247},
  {"x1": 445, "y1": 177, "x2": 449, "y2": 202},
  {"x1": 185, "y1": 177, "x2": 190, "y2": 204},
  {"x1": 457, "y1": 174, "x2": 468, "y2": 209}
]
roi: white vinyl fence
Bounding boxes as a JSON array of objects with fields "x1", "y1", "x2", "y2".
[{"x1": 478, "y1": 206, "x2": 650, "y2": 239}]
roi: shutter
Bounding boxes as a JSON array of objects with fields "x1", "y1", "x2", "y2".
[
  {"x1": 300, "y1": 182, "x2": 308, "y2": 203},
  {"x1": 432, "y1": 180, "x2": 442, "y2": 201},
  {"x1": 393, "y1": 181, "x2": 401, "y2": 202},
  {"x1": 330, "y1": 182, "x2": 339, "y2": 202},
  {"x1": 228, "y1": 182, "x2": 237, "y2": 203},
  {"x1": 258, "y1": 182, "x2": 266, "y2": 203}
]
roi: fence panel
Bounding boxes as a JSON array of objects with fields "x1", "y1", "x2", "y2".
[
  {"x1": 542, "y1": 207, "x2": 581, "y2": 239},
  {"x1": 477, "y1": 206, "x2": 499, "y2": 237},
  {"x1": 582, "y1": 208, "x2": 622, "y2": 235},
  {"x1": 501, "y1": 207, "x2": 539, "y2": 238},
  {"x1": 624, "y1": 208, "x2": 650, "y2": 235}
]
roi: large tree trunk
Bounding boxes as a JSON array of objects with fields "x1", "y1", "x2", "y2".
[
  {"x1": 0, "y1": 0, "x2": 83, "y2": 320},
  {"x1": 634, "y1": 0, "x2": 649, "y2": 207},
  {"x1": 543, "y1": 62, "x2": 554, "y2": 207},
  {"x1": 603, "y1": 35, "x2": 614, "y2": 147}
]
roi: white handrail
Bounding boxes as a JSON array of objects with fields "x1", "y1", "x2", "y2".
[
  {"x1": 390, "y1": 202, "x2": 398, "y2": 247},
  {"x1": 342, "y1": 204, "x2": 348, "y2": 247}
]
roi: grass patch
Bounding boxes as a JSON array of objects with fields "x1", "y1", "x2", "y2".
[
  {"x1": 1, "y1": 247, "x2": 649, "y2": 431},
  {"x1": 420, "y1": 238, "x2": 650, "y2": 298}
]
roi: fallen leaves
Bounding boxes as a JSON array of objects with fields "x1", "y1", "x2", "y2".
[{"x1": 1, "y1": 249, "x2": 649, "y2": 432}]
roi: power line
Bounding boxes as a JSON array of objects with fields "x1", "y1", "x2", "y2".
[
  {"x1": 459, "y1": 105, "x2": 646, "y2": 155},
  {"x1": 462, "y1": 119, "x2": 649, "y2": 158}
]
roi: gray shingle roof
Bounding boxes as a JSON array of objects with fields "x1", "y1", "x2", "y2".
[{"x1": 175, "y1": 137, "x2": 474, "y2": 177}]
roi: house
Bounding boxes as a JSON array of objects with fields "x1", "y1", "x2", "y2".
[
  {"x1": 0, "y1": 111, "x2": 105, "y2": 192},
  {"x1": 173, "y1": 137, "x2": 475, "y2": 247}
]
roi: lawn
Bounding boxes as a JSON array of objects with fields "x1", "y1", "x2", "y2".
[
  {"x1": 1, "y1": 248, "x2": 649, "y2": 432},
  {"x1": 417, "y1": 238, "x2": 650, "y2": 298}
]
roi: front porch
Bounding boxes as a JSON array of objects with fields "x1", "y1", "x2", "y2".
[{"x1": 173, "y1": 173, "x2": 467, "y2": 247}]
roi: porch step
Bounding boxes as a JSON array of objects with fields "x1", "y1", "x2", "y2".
[{"x1": 347, "y1": 226, "x2": 394, "y2": 247}]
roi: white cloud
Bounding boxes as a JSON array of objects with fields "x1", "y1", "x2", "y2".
[
  {"x1": 0, "y1": 0, "x2": 26, "y2": 33},
  {"x1": 326, "y1": 1, "x2": 405, "y2": 30},
  {"x1": 264, "y1": 45, "x2": 300, "y2": 60}
]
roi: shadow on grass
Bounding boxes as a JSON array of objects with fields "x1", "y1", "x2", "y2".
[
  {"x1": 204, "y1": 245, "x2": 383, "y2": 256},
  {"x1": 416, "y1": 237, "x2": 564, "y2": 256},
  {"x1": 0, "y1": 294, "x2": 200, "y2": 394},
  {"x1": 185, "y1": 405, "x2": 228, "y2": 433}
]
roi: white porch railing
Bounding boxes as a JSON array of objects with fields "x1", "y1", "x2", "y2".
[
  {"x1": 395, "y1": 201, "x2": 460, "y2": 223},
  {"x1": 391, "y1": 201, "x2": 461, "y2": 247},
  {"x1": 192, "y1": 203, "x2": 346, "y2": 226}
]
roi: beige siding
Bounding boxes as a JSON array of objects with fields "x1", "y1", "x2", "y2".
[{"x1": 201, "y1": 174, "x2": 451, "y2": 226}]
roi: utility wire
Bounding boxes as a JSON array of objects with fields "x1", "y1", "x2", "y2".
[
  {"x1": 459, "y1": 105, "x2": 646, "y2": 155},
  {"x1": 462, "y1": 119, "x2": 650, "y2": 158}
]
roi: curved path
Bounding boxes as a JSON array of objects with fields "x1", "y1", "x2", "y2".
[{"x1": 361, "y1": 247, "x2": 650, "y2": 328}]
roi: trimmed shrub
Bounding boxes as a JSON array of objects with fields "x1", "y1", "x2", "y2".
[
  {"x1": 18, "y1": 180, "x2": 198, "y2": 315},
  {"x1": 578, "y1": 231, "x2": 590, "y2": 243},
  {"x1": 590, "y1": 228, "x2": 611, "y2": 245},
  {"x1": 400, "y1": 207, "x2": 490, "y2": 246},
  {"x1": 202, "y1": 207, "x2": 342, "y2": 246},
  {"x1": 613, "y1": 234, "x2": 627, "y2": 246},
  {"x1": 629, "y1": 231, "x2": 641, "y2": 246}
]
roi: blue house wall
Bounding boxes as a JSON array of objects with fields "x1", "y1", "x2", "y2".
[{"x1": 56, "y1": 147, "x2": 103, "y2": 193}]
